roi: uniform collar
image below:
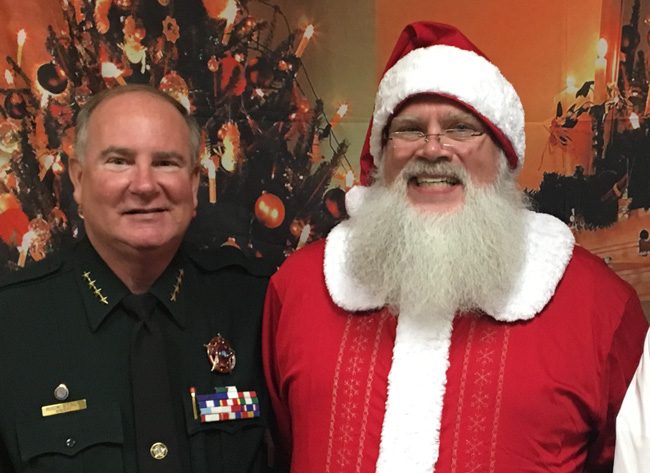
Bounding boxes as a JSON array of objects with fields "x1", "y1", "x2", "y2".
[
  {"x1": 149, "y1": 253, "x2": 188, "y2": 329},
  {"x1": 323, "y1": 186, "x2": 576, "y2": 322},
  {"x1": 74, "y1": 238, "x2": 188, "y2": 331}
]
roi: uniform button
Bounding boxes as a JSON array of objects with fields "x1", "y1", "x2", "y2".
[
  {"x1": 150, "y1": 442, "x2": 168, "y2": 460},
  {"x1": 54, "y1": 384, "x2": 69, "y2": 401},
  {"x1": 65, "y1": 438, "x2": 76, "y2": 448}
]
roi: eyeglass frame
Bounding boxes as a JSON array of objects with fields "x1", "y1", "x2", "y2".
[{"x1": 386, "y1": 129, "x2": 485, "y2": 149}]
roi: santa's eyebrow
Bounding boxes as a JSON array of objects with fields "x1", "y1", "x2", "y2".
[
  {"x1": 388, "y1": 116, "x2": 424, "y2": 129},
  {"x1": 390, "y1": 110, "x2": 482, "y2": 127},
  {"x1": 439, "y1": 109, "x2": 482, "y2": 124}
]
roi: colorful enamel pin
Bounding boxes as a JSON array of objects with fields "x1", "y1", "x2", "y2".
[{"x1": 204, "y1": 333, "x2": 236, "y2": 373}]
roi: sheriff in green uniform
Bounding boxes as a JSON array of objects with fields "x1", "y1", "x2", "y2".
[{"x1": 0, "y1": 85, "x2": 273, "y2": 473}]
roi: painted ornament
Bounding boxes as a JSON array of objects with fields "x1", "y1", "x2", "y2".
[{"x1": 254, "y1": 192, "x2": 285, "y2": 229}]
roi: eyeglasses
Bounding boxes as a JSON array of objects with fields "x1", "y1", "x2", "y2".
[{"x1": 388, "y1": 128, "x2": 484, "y2": 148}]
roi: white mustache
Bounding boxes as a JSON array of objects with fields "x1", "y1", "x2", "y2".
[{"x1": 399, "y1": 160, "x2": 468, "y2": 185}]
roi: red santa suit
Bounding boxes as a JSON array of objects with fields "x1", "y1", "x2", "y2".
[
  {"x1": 263, "y1": 21, "x2": 648, "y2": 473},
  {"x1": 263, "y1": 188, "x2": 648, "y2": 473}
]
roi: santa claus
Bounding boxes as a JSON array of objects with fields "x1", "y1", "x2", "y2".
[{"x1": 262, "y1": 22, "x2": 648, "y2": 473}]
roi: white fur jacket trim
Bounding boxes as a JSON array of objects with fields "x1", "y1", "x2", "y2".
[
  {"x1": 322, "y1": 186, "x2": 575, "y2": 473},
  {"x1": 324, "y1": 186, "x2": 575, "y2": 321}
]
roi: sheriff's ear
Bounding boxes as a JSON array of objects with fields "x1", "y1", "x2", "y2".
[
  {"x1": 191, "y1": 164, "x2": 200, "y2": 217},
  {"x1": 69, "y1": 157, "x2": 84, "y2": 205}
]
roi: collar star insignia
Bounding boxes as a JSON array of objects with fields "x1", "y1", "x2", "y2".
[
  {"x1": 170, "y1": 268, "x2": 184, "y2": 302},
  {"x1": 82, "y1": 271, "x2": 109, "y2": 305}
]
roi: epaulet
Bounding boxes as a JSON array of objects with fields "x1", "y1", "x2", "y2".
[
  {"x1": 185, "y1": 244, "x2": 276, "y2": 278},
  {"x1": 0, "y1": 253, "x2": 64, "y2": 291}
]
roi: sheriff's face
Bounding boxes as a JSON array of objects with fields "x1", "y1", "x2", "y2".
[{"x1": 69, "y1": 91, "x2": 199, "y2": 260}]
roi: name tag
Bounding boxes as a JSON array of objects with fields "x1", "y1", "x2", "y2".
[{"x1": 41, "y1": 399, "x2": 87, "y2": 417}]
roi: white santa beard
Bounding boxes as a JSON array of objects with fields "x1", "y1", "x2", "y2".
[{"x1": 346, "y1": 156, "x2": 528, "y2": 318}]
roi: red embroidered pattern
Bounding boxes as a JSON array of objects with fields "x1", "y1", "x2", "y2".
[
  {"x1": 355, "y1": 312, "x2": 386, "y2": 473},
  {"x1": 490, "y1": 328, "x2": 510, "y2": 471},
  {"x1": 325, "y1": 312, "x2": 388, "y2": 473},
  {"x1": 451, "y1": 320, "x2": 476, "y2": 473},
  {"x1": 450, "y1": 318, "x2": 510, "y2": 473}
]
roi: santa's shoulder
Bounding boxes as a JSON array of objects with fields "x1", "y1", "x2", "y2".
[
  {"x1": 271, "y1": 238, "x2": 326, "y2": 286},
  {"x1": 527, "y1": 210, "x2": 639, "y2": 303},
  {"x1": 563, "y1": 244, "x2": 639, "y2": 299}
]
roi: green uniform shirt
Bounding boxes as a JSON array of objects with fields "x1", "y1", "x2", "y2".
[{"x1": 0, "y1": 238, "x2": 273, "y2": 473}]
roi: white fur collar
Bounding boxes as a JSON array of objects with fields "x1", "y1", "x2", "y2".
[
  {"x1": 324, "y1": 186, "x2": 575, "y2": 472},
  {"x1": 324, "y1": 186, "x2": 575, "y2": 322}
]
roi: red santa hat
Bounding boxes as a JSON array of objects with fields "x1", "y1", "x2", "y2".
[{"x1": 360, "y1": 22, "x2": 525, "y2": 184}]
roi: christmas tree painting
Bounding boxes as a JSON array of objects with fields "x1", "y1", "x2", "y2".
[{"x1": 0, "y1": 0, "x2": 355, "y2": 272}]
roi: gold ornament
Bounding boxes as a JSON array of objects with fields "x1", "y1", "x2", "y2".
[{"x1": 254, "y1": 192, "x2": 285, "y2": 229}]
